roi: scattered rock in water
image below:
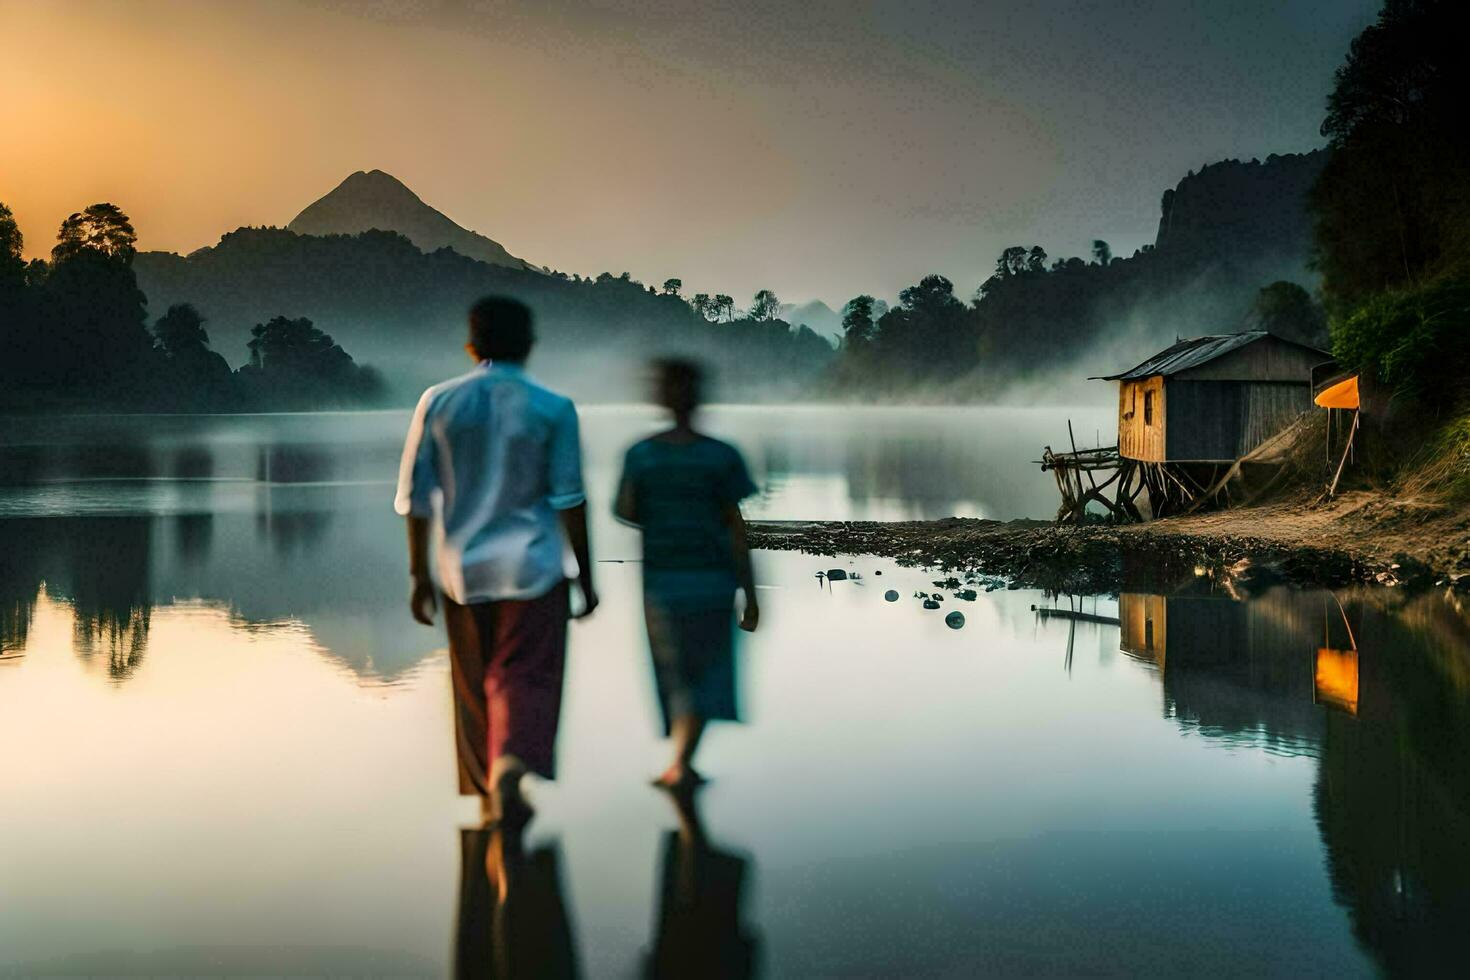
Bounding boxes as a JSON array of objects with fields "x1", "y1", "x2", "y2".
[
  {"x1": 933, "y1": 577, "x2": 961, "y2": 589},
  {"x1": 1006, "y1": 582, "x2": 1021, "y2": 590},
  {"x1": 945, "y1": 611, "x2": 965, "y2": 629},
  {"x1": 955, "y1": 589, "x2": 978, "y2": 601},
  {"x1": 884, "y1": 589, "x2": 900, "y2": 602},
  {"x1": 826, "y1": 568, "x2": 848, "y2": 582},
  {"x1": 874, "y1": 570, "x2": 883, "y2": 576},
  {"x1": 922, "y1": 598, "x2": 941, "y2": 610}
]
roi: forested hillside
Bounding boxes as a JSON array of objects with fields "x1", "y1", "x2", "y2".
[
  {"x1": 830, "y1": 151, "x2": 1329, "y2": 398},
  {"x1": 135, "y1": 229, "x2": 834, "y2": 402}
]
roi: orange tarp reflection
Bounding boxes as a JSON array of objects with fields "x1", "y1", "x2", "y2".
[
  {"x1": 1315, "y1": 647, "x2": 1359, "y2": 715},
  {"x1": 1315, "y1": 375, "x2": 1359, "y2": 409}
]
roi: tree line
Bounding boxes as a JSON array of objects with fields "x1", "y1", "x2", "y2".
[
  {"x1": 133, "y1": 228, "x2": 836, "y2": 403},
  {"x1": 0, "y1": 202, "x2": 383, "y2": 412}
]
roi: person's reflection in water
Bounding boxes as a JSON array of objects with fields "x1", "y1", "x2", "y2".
[
  {"x1": 645, "y1": 787, "x2": 760, "y2": 979},
  {"x1": 454, "y1": 823, "x2": 580, "y2": 979}
]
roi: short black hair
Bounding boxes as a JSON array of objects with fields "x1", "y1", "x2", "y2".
[
  {"x1": 652, "y1": 356, "x2": 704, "y2": 414},
  {"x1": 468, "y1": 296, "x2": 535, "y2": 361}
]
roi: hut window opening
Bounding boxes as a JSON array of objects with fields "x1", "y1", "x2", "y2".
[{"x1": 1143, "y1": 390, "x2": 1154, "y2": 426}]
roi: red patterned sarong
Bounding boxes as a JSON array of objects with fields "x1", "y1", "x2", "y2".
[{"x1": 443, "y1": 581, "x2": 569, "y2": 792}]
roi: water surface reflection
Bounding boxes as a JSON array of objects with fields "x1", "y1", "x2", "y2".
[{"x1": 0, "y1": 409, "x2": 1466, "y2": 976}]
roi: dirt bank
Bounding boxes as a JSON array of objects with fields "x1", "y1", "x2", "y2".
[{"x1": 749, "y1": 489, "x2": 1470, "y2": 595}]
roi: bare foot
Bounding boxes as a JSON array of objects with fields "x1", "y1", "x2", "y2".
[
  {"x1": 651, "y1": 764, "x2": 706, "y2": 789},
  {"x1": 494, "y1": 771, "x2": 535, "y2": 828}
]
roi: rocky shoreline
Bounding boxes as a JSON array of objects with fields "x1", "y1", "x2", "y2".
[{"x1": 749, "y1": 511, "x2": 1469, "y2": 595}]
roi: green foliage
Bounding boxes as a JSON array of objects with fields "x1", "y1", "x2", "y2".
[
  {"x1": 1311, "y1": 1, "x2": 1470, "y2": 414},
  {"x1": 1331, "y1": 274, "x2": 1470, "y2": 409},
  {"x1": 1311, "y1": 0, "x2": 1470, "y2": 310},
  {"x1": 1246, "y1": 281, "x2": 1329, "y2": 348}
]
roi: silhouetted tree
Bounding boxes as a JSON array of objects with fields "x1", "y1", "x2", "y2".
[
  {"x1": 714, "y1": 294, "x2": 735, "y2": 322},
  {"x1": 1245, "y1": 281, "x2": 1329, "y2": 347},
  {"x1": 0, "y1": 202, "x2": 21, "y2": 267},
  {"x1": 1091, "y1": 240, "x2": 1112, "y2": 266},
  {"x1": 690, "y1": 292, "x2": 712, "y2": 319},
  {"x1": 750, "y1": 289, "x2": 780, "y2": 321},
  {"x1": 152, "y1": 303, "x2": 234, "y2": 408},
  {"x1": 238, "y1": 315, "x2": 383, "y2": 409},
  {"x1": 0, "y1": 202, "x2": 33, "y2": 388},
  {"x1": 153, "y1": 302, "x2": 210, "y2": 355},
  {"x1": 1027, "y1": 246, "x2": 1048, "y2": 273},
  {"x1": 52, "y1": 203, "x2": 137, "y2": 264},
  {"x1": 996, "y1": 246, "x2": 1028, "y2": 278},
  {"x1": 662, "y1": 278, "x2": 682, "y2": 297},
  {"x1": 871, "y1": 274, "x2": 977, "y2": 381},
  {"x1": 841, "y1": 295, "x2": 876, "y2": 351},
  {"x1": 40, "y1": 203, "x2": 154, "y2": 394}
]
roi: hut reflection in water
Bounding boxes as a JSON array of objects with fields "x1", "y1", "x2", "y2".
[{"x1": 1106, "y1": 581, "x2": 1470, "y2": 974}]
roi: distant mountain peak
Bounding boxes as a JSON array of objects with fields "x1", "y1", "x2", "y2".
[{"x1": 287, "y1": 170, "x2": 541, "y2": 272}]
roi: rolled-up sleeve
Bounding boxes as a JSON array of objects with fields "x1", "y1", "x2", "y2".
[
  {"x1": 394, "y1": 389, "x2": 438, "y2": 517},
  {"x1": 546, "y1": 400, "x2": 586, "y2": 510}
]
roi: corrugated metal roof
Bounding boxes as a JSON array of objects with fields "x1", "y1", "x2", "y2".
[{"x1": 1090, "y1": 331, "x2": 1273, "y2": 381}]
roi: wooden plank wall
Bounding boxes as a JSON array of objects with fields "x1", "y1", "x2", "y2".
[
  {"x1": 1239, "y1": 382, "x2": 1312, "y2": 455},
  {"x1": 1165, "y1": 380, "x2": 1309, "y2": 460},
  {"x1": 1165, "y1": 381, "x2": 1241, "y2": 461},
  {"x1": 1117, "y1": 376, "x2": 1166, "y2": 462}
]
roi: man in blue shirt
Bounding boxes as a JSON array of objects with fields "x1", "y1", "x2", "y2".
[{"x1": 396, "y1": 296, "x2": 597, "y2": 825}]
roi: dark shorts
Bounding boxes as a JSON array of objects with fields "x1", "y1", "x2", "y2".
[
  {"x1": 443, "y1": 581, "x2": 569, "y2": 792},
  {"x1": 644, "y1": 597, "x2": 739, "y2": 736}
]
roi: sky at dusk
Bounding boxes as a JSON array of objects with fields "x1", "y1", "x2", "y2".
[{"x1": 3, "y1": 0, "x2": 1378, "y2": 306}]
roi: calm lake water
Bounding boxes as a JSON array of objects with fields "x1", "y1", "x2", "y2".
[{"x1": 1, "y1": 406, "x2": 1466, "y2": 978}]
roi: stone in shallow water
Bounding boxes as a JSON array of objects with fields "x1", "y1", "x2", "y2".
[
  {"x1": 885, "y1": 590, "x2": 900, "y2": 602},
  {"x1": 923, "y1": 599, "x2": 941, "y2": 610},
  {"x1": 826, "y1": 568, "x2": 848, "y2": 581},
  {"x1": 945, "y1": 611, "x2": 966, "y2": 629}
]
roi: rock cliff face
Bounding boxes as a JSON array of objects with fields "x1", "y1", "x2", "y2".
[
  {"x1": 1154, "y1": 151, "x2": 1327, "y2": 265},
  {"x1": 287, "y1": 169, "x2": 540, "y2": 272}
]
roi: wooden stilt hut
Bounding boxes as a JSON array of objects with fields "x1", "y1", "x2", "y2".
[
  {"x1": 1096, "y1": 331, "x2": 1332, "y2": 515},
  {"x1": 1044, "y1": 331, "x2": 1332, "y2": 520}
]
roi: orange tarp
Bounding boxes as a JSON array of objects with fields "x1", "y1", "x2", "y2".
[{"x1": 1315, "y1": 375, "x2": 1359, "y2": 410}]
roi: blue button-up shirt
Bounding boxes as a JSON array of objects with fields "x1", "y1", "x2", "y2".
[{"x1": 395, "y1": 362, "x2": 585, "y2": 604}]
